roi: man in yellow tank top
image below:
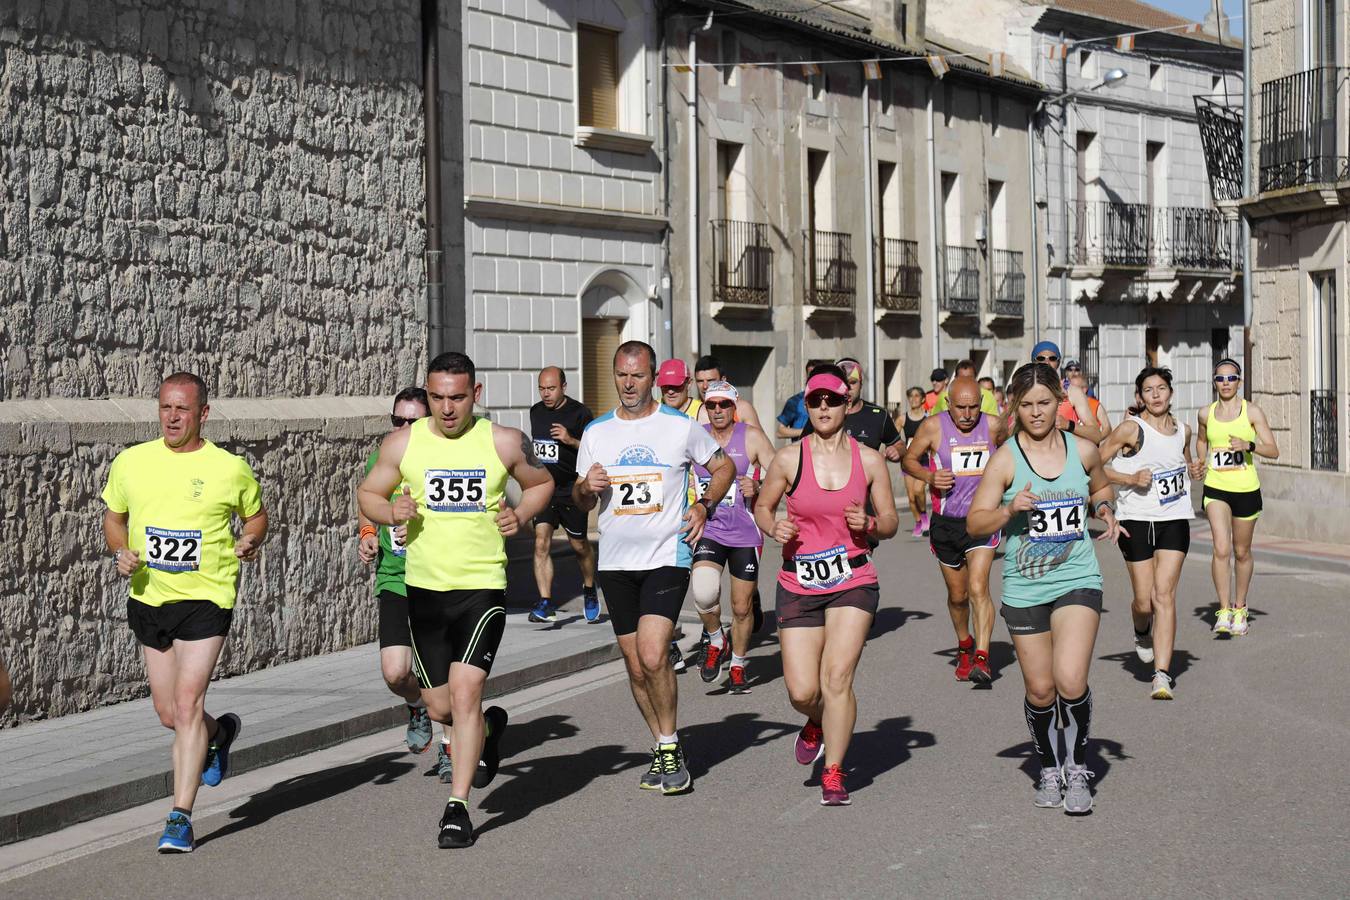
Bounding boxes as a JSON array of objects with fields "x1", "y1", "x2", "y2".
[
  {"x1": 358, "y1": 352, "x2": 554, "y2": 849},
  {"x1": 1195, "y1": 358, "x2": 1279, "y2": 636}
]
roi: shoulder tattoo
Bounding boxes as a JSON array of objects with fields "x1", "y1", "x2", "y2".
[{"x1": 520, "y1": 432, "x2": 546, "y2": 469}]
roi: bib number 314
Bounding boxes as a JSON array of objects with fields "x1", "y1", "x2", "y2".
[
  {"x1": 145, "y1": 527, "x2": 203, "y2": 572},
  {"x1": 794, "y1": 545, "x2": 853, "y2": 590},
  {"x1": 424, "y1": 469, "x2": 487, "y2": 512},
  {"x1": 1028, "y1": 498, "x2": 1085, "y2": 543}
]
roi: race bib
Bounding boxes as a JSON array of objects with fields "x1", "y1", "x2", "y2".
[
  {"x1": 611, "y1": 471, "x2": 664, "y2": 515},
  {"x1": 533, "y1": 439, "x2": 560, "y2": 464},
  {"x1": 794, "y1": 545, "x2": 854, "y2": 590},
  {"x1": 1154, "y1": 467, "x2": 1187, "y2": 505},
  {"x1": 1210, "y1": 448, "x2": 1247, "y2": 471},
  {"x1": 424, "y1": 468, "x2": 487, "y2": 513},
  {"x1": 1028, "y1": 498, "x2": 1085, "y2": 543},
  {"x1": 951, "y1": 445, "x2": 989, "y2": 476},
  {"x1": 144, "y1": 526, "x2": 202, "y2": 572},
  {"x1": 385, "y1": 524, "x2": 407, "y2": 557},
  {"x1": 695, "y1": 477, "x2": 736, "y2": 508}
]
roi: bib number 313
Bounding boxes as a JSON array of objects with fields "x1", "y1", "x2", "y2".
[
  {"x1": 424, "y1": 469, "x2": 487, "y2": 512},
  {"x1": 1154, "y1": 467, "x2": 1187, "y2": 505},
  {"x1": 1028, "y1": 498, "x2": 1084, "y2": 543},
  {"x1": 794, "y1": 545, "x2": 853, "y2": 590},
  {"x1": 145, "y1": 527, "x2": 203, "y2": 572}
]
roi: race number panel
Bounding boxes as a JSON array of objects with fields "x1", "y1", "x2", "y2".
[
  {"x1": 424, "y1": 468, "x2": 488, "y2": 513},
  {"x1": 386, "y1": 524, "x2": 407, "y2": 557},
  {"x1": 1154, "y1": 467, "x2": 1187, "y2": 505},
  {"x1": 794, "y1": 545, "x2": 854, "y2": 590},
  {"x1": 533, "y1": 439, "x2": 560, "y2": 464},
  {"x1": 610, "y1": 471, "x2": 664, "y2": 516},
  {"x1": 951, "y1": 444, "x2": 990, "y2": 476},
  {"x1": 1210, "y1": 448, "x2": 1247, "y2": 471},
  {"x1": 1027, "y1": 497, "x2": 1085, "y2": 543},
  {"x1": 144, "y1": 526, "x2": 203, "y2": 572},
  {"x1": 695, "y1": 477, "x2": 736, "y2": 508}
]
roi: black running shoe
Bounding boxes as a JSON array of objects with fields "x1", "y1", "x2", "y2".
[
  {"x1": 639, "y1": 747, "x2": 663, "y2": 791},
  {"x1": 437, "y1": 799, "x2": 475, "y2": 848},
  {"x1": 693, "y1": 631, "x2": 710, "y2": 671},
  {"x1": 474, "y1": 706, "x2": 508, "y2": 789},
  {"x1": 658, "y1": 741, "x2": 691, "y2": 795},
  {"x1": 700, "y1": 633, "x2": 729, "y2": 683},
  {"x1": 751, "y1": 589, "x2": 765, "y2": 633},
  {"x1": 668, "y1": 641, "x2": 686, "y2": 672}
]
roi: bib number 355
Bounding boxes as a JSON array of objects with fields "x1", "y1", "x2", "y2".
[
  {"x1": 145, "y1": 527, "x2": 203, "y2": 572},
  {"x1": 424, "y1": 469, "x2": 487, "y2": 512}
]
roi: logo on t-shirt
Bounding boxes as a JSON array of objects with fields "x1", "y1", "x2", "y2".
[
  {"x1": 616, "y1": 445, "x2": 661, "y2": 466},
  {"x1": 189, "y1": 478, "x2": 205, "y2": 501}
]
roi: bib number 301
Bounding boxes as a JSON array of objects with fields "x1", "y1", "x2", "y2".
[
  {"x1": 424, "y1": 469, "x2": 487, "y2": 513},
  {"x1": 145, "y1": 527, "x2": 203, "y2": 572},
  {"x1": 1028, "y1": 498, "x2": 1085, "y2": 543},
  {"x1": 794, "y1": 545, "x2": 853, "y2": 590}
]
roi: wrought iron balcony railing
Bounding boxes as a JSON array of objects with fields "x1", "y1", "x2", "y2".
[
  {"x1": 942, "y1": 245, "x2": 979, "y2": 314},
  {"x1": 1069, "y1": 201, "x2": 1238, "y2": 270},
  {"x1": 1259, "y1": 67, "x2": 1350, "y2": 192},
  {"x1": 1311, "y1": 388, "x2": 1339, "y2": 471},
  {"x1": 803, "y1": 229, "x2": 856, "y2": 310},
  {"x1": 711, "y1": 219, "x2": 772, "y2": 307},
  {"x1": 991, "y1": 249, "x2": 1024, "y2": 316},
  {"x1": 876, "y1": 237, "x2": 921, "y2": 312}
]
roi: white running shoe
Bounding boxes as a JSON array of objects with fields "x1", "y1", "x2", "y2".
[
  {"x1": 1230, "y1": 607, "x2": 1250, "y2": 636},
  {"x1": 1213, "y1": 608, "x2": 1234, "y2": 635},
  {"x1": 1150, "y1": 671, "x2": 1174, "y2": 700},
  {"x1": 1134, "y1": 631, "x2": 1154, "y2": 664},
  {"x1": 1062, "y1": 765, "x2": 1094, "y2": 814}
]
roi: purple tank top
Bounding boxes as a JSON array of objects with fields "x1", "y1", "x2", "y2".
[
  {"x1": 931, "y1": 413, "x2": 993, "y2": 518},
  {"x1": 694, "y1": 423, "x2": 763, "y2": 548}
]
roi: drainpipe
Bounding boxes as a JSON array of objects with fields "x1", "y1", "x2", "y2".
[
  {"x1": 422, "y1": 0, "x2": 445, "y2": 359},
  {"x1": 1027, "y1": 108, "x2": 1041, "y2": 344},
  {"x1": 861, "y1": 70, "x2": 877, "y2": 399},
  {"x1": 1058, "y1": 34, "x2": 1069, "y2": 354},
  {"x1": 926, "y1": 82, "x2": 942, "y2": 367},
  {"x1": 658, "y1": 10, "x2": 674, "y2": 361},
  {"x1": 687, "y1": 25, "x2": 701, "y2": 357},
  {"x1": 1242, "y1": 0, "x2": 1253, "y2": 399}
]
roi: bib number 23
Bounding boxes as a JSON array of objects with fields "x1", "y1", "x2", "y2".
[
  {"x1": 145, "y1": 527, "x2": 203, "y2": 572},
  {"x1": 611, "y1": 473, "x2": 663, "y2": 515}
]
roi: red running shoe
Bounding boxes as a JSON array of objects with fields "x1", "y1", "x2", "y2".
[
  {"x1": 970, "y1": 652, "x2": 992, "y2": 684},
  {"x1": 700, "y1": 633, "x2": 729, "y2": 683},
  {"x1": 820, "y1": 764, "x2": 850, "y2": 806},
  {"x1": 795, "y1": 720, "x2": 824, "y2": 765},
  {"x1": 728, "y1": 664, "x2": 751, "y2": 694},
  {"x1": 954, "y1": 648, "x2": 974, "y2": 681}
]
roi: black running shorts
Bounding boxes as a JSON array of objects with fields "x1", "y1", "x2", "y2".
[
  {"x1": 1202, "y1": 485, "x2": 1262, "y2": 521},
  {"x1": 596, "y1": 567, "x2": 690, "y2": 637},
  {"x1": 536, "y1": 497, "x2": 589, "y2": 539},
  {"x1": 775, "y1": 582, "x2": 880, "y2": 629},
  {"x1": 406, "y1": 586, "x2": 507, "y2": 687},
  {"x1": 127, "y1": 598, "x2": 232, "y2": 651},
  {"x1": 378, "y1": 589, "x2": 412, "y2": 649},
  {"x1": 1000, "y1": 589, "x2": 1103, "y2": 636},
  {"x1": 928, "y1": 513, "x2": 1000, "y2": 569},
  {"x1": 692, "y1": 538, "x2": 761, "y2": 582},
  {"x1": 1117, "y1": 519, "x2": 1190, "y2": 563}
]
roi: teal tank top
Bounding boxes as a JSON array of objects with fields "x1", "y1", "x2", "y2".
[{"x1": 1000, "y1": 432, "x2": 1102, "y2": 608}]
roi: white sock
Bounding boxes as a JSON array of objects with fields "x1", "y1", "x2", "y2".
[
  {"x1": 708, "y1": 629, "x2": 726, "y2": 648},
  {"x1": 731, "y1": 654, "x2": 748, "y2": 668},
  {"x1": 409, "y1": 698, "x2": 426, "y2": 709},
  {"x1": 442, "y1": 736, "x2": 452, "y2": 746},
  {"x1": 657, "y1": 732, "x2": 678, "y2": 745}
]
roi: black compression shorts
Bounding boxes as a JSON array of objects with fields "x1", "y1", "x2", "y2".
[
  {"x1": 378, "y1": 589, "x2": 412, "y2": 648},
  {"x1": 406, "y1": 586, "x2": 507, "y2": 687},
  {"x1": 1000, "y1": 589, "x2": 1103, "y2": 636},
  {"x1": 1117, "y1": 519, "x2": 1190, "y2": 563},
  {"x1": 596, "y1": 567, "x2": 690, "y2": 637},
  {"x1": 928, "y1": 513, "x2": 1000, "y2": 569},
  {"x1": 692, "y1": 538, "x2": 761, "y2": 581},
  {"x1": 536, "y1": 497, "x2": 589, "y2": 539}
]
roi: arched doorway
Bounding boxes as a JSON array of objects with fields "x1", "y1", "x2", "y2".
[{"x1": 579, "y1": 269, "x2": 649, "y2": 415}]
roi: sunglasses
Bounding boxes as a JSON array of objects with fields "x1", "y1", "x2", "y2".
[
  {"x1": 705, "y1": 400, "x2": 735, "y2": 410},
  {"x1": 1214, "y1": 374, "x2": 1241, "y2": 384},
  {"x1": 1064, "y1": 365, "x2": 1082, "y2": 373},
  {"x1": 1035, "y1": 355, "x2": 1059, "y2": 363},
  {"x1": 390, "y1": 415, "x2": 419, "y2": 427},
  {"x1": 805, "y1": 393, "x2": 847, "y2": 409}
]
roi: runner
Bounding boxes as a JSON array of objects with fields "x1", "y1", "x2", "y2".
[
  {"x1": 799, "y1": 358, "x2": 904, "y2": 461},
  {"x1": 101, "y1": 372, "x2": 268, "y2": 853},
  {"x1": 574, "y1": 341, "x2": 736, "y2": 795},
  {"x1": 753, "y1": 365, "x2": 899, "y2": 806},
  {"x1": 690, "y1": 381, "x2": 776, "y2": 692},
  {"x1": 777, "y1": 361, "x2": 817, "y2": 441},
  {"x1": 693, "y1": 354, "x2": 763, "y2": 428},
  {"x1": 357, "y1": 352, "x2": 554, "y2": 849},
  {"x1": 924, "y1": 368, "x2": 948, "y2": 412},
  {"x1": 357, "y1": 387, "x2": 437, "y2": 760},
  {"x1": 929, "y1": 360, "x2": 1000, "y2": 416},
  {"x1": 1098, "y1": 367, "x2": 1200, "y2": 700},
  {"x1": 1030, "y1": 342, "x2": 1109, "y2": 442},
  {"x1": 1196, "y1": 359, "x2": 1279, "y2": 637},
  {"x1": 900, "y1": 387, "x2": 930, "y2": 538},
  {"x1": 903, "y1": 377, "x2": 1006, "y2": 684},
  {"x1": 527, "y1": 366, "x2": 598, "y2": 625},
  {"x1": 966, "y1": 363, "x2": 1123, "y2": 815},
  {"x1": 657, "y1": 357, "x2": 702, "y2": 671}
]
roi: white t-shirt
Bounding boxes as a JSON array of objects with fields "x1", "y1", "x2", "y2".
[{"x1": 576, "y1": 404, "x2": 721, "y2": 570}]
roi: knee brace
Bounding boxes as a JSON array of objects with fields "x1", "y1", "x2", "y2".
[{"x1": 691, "y1": 566, "x2": 723, "y2": 615}]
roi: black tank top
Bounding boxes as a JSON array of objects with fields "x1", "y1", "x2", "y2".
[{"x1": 903, "y1": 410, "x2": 928, "y2": 466}]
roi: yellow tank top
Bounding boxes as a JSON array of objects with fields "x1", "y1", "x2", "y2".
[
  {"x1": 398, "y1": 417, "x2": 508, "y2": 591},
  {"x1": 1204, "y1": 401, "x2": 1260, "y2": 493},
  {"x1": 682, "y1": 398, "x2": 702, "y2": 503}
]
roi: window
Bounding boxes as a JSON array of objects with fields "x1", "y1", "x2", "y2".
[
  {"x1": 1079, "y1": 50, "x2": 1096, "y2": 80},
  {"x1": 880, "y1": 68, "x2": 893, "y2": 116},
  {"x1": 1211, "y1": 327, "x2": 1230, "y2": 372},
  {"x1": 716, "y1": 141, "x2": 744, "y2": 221},
  {"x1": 1079, "y1": 327, "x2": 1100, "y2": 392},
  {"x1": 899, "y1": 4, "x2": 908, "y2": 42},
  {"x1": 1311, "y1": 271, "x2": 1339, "y2": 470},
  {"x1": 941, "y1": 172, "x2": 960, "y2": 244},
  {"x1": 988, "y1": 179, "x2": 1006, "y2": 248},
  {"x1": 807, "y1": 150, "x2": 831, "y2": 231},
  {"x1": 577, "y1": 25, "x2": 618, "y2": 129},
  {"x1": 1145, "y1": 326, "x2": 1161, "y2": 368},
  {"x1": 581, "y1": 317, "x2": 624, "y2": 415},
  {"x1": 720, "y1": 31, "x2": 738, "y2": 86},
  {"x1": 1149, "y1": 63, "x2": 1164, "y2": 91},
  {"x1": 808, "y1": 69, "x2": 826, "y2": 102},
  {"x1": 878, "y1": 162, "x2": 899, "y2": 244},
  {"x1": 1312, "y1": 0, "x2": 1337, "y2": 66},
  {"x1": 1146, "y1": 141, "x2": 1165, "y2": 208}
]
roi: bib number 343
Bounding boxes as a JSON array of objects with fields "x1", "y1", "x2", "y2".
[
  {"x1": 794, "y1": 545, "x2": 853, "y2": 590},
  {"x1": 1028, "y1": 498, "x2": 1084, "y2": 543},
  {"x1": 145, "y1": 527, "x2": 202, "y2": 572}
]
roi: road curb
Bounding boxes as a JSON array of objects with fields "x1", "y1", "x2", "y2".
[
  {"x1": 1, "y1": 636, "x2": 629, "y2": 848},
  {"x1": 1187, "y1": 536, "x2": 1350, "y2": 577}
]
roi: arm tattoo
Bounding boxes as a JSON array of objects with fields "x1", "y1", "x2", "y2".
[
  {"x1": 709, "y1": 448, "x2": 729, "y2": 467},
  {"x1": 520, "y1": 432, "x2": 546, "y2": 469}
]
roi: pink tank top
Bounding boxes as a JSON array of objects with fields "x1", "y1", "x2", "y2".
[{"x1": 778, "y1": 435, "x2": 878, "y2": 595}]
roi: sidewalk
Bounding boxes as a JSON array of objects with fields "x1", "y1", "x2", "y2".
[{"x1": 1188, "y1": 518, "x2": 1350, "y2": 575}]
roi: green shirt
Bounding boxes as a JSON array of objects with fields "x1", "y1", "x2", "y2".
[
  {"x1": 365, "y1": 450, "x2": 408, "y2": 597},
  {"x1": 930, "y1": 387, "x2": 1000, "y2": 416}
]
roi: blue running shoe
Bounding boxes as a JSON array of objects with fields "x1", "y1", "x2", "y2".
[
  {"x1": 583, "y1": 586, "x2": 601, "y2": 623},
  {"x1": 201, "y1": 712, "x2": 240, "y2": 787},
  {"x1": 157, "y1": 812, "x2": 195, "y2": 853},
  {"x1": 406, "y1": 705, "x2": 433, "y2": 754},
  {"x1": 527, "y1": 600, "x2": 556, "y2": 624}
]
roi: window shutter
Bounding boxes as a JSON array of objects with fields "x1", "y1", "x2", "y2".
[
  {"x1": 578, "y1": 26, "x2": 618, "y2": 129},
  {"x1": 582, "y1": 318, "x2": 624, "y2": 415}
]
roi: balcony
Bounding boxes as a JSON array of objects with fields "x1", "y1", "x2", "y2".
[
  {"x1": 1312, "y1": 389, "x2": 1339, "y2": 471},
  {"x1": 991, "y1": 249, "x2": 1024, "y2": 317},
  {"x1": 876, "y1": 237, "x2": 921, "y2": 314},
  {"x1": 711, "y1": 219, "x2": 772, "y2": 315},
  {"x1": 803, "y1": 229, "x2": 856, "y2": 313},
  {"x1": 941, "y1": 245, "x2": 979, "y2": 315},
  {"x1": 1258, "y1": 67, "x2": 1350, "y2": 193},
  {"x1": 1069, "y1": 201, "x2": 1238, "y2": 272}
]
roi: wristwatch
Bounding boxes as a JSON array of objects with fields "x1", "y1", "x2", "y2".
[
  {"x1": 1247, "y1": 440, "x2": 1257, "y2": 453},
  {"x1": 698, "y1": 497, "x2": 717, "y2": 519}
]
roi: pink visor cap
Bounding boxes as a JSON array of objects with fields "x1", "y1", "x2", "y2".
[{"x1": 805, "y1": 372, "x2": 849, "y2": 397}]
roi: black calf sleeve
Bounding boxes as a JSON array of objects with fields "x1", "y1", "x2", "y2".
[
  {"x1": 1024, "y1": 698, "x2": 1058, "y2": 769},
  {"x1": 1057, "y1": 689, "x2": 1093, "y2": 768}
]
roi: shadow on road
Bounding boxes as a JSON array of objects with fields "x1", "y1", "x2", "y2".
[
  {"x1": 803, "y1": 716, "x2": 936, "y2": 795},
  {"x1": 997, "y1": 735, "x2": 1131, "y2": 785},
  {"x1": 1099, "y1": 648, "x2": 1196, "y2": 683},
  {"x1": 476, "y1": 744, "x2": 647, "y2": 835},
  {"x1": 197, "y1": 751, "x2": 415, "y2": 847},
  {"x1": 680, "y1": 712, "x2": 799, "y2": 778},
  {"x1": 870, "y1": 605, "x2": 933, "y2": 638}
]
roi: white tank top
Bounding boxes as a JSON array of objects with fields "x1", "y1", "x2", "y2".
[{"x1": 1113, "y1": 415, "x2": 1192, "y2": 522}]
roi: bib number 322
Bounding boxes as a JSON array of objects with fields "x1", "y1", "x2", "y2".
[
  {"x1": 424, "y1": 469, "x2": 487, "y2": 513},
  {"x1": 145, "y1": 527, "x2": 203, "y2": 572},
  {"x1": 794, "y1": 545, "x2": 853, "y2": 590},
  {"x1": 1028, "y1": 498, "x2": 1085, "y2": 543}
]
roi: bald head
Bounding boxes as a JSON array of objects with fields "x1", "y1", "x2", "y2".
[
  {"x1": 537, "y1": 366, "x2": 566, "y2": 408},
  {"x1": 947, "y1": 376, "x2": 983, "y2": 430}
]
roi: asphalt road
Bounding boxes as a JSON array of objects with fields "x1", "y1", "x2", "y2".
[{"x1": 5, "y1": 527, "x2": 1348, "y2": 898}]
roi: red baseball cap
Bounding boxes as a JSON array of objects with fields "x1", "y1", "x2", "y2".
[{"x1": 656, "y1": 359, "x2": 689, "y2": 388}]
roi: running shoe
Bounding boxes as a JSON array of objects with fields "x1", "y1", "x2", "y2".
[
  {"x1": 693, "y1": 631, "x2": 710, "y2": 671},
  {"x1": 820, "y1": 764, "x2": 850, "y2": 806},
  {"x1": 639, "y1": 747, "x2": 663, "y2": 791},
  {"x1": 406, "y1": 705, "x2": 433, "y2": 753},
  {"x1": 1134, "y1": 630, "x2": 1155, "y2": 664},
  {"x1": 700, "y1": 632, "x2": 729, "y2": 683},
  {"x1": 1213, "y1": 608, "x2": 1234, "y2": 634},
  {"x1": 527, "y1": 600, "x2": 556, "y2": 624},
  {"x1": 1150, "y1": 671, "x2": 1174, "y2": 701},
  {"x1": 1062, "y1": 765, "x2": 1094, "y2": 814},
  {"x1": 668, "y1": 641, "x2": 686, "y2": 672},
  {"x1": 201, "y1": 712, "x2": 240, "y2": 787},
  {"x1": 794, "y1": 720, "x2": 824, "y2": 765},
  {"x1": 911, "y1": 520, "x2": 924, "y2": 538},
  {"x1": 1230, "y1": 607, "x2": 1250, "y2": 636},
  {"x1": 583, "y1": 586, "x2": 601, "y2": 623},
  {"x1": 751, "y1": 590, "x2": 765, "y2": 633},
  {"x1": 728, "y1": 664, "x2": 751, "y2": 694},
  {"x1": 969, "y1": 652, "x2": 992, "y2": 684},
  {"x1": 657, "y1": 741, "x2": 691, "y2": 795},
  {"x1": 433, "y1": 742, "x2": 453, "y2": 783},
  {"x1": 156, "y1": 812, "x2": 194, "y2": 853},
  {"x1": 473, "y1": 706, "x2": 508, "y2": 789},
  {"x1": 921, "y1": 512, "x2": 931, "y2": 536},
  {"x1": 437, "y1": 799, "x2": 475, "y2": 848},
  {"x1": 1033, "y1": 767, "x2": 1064, "y2": 808},
  {"x1": 954, "y1": 648, "x2": 974, "y2": 681}
]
